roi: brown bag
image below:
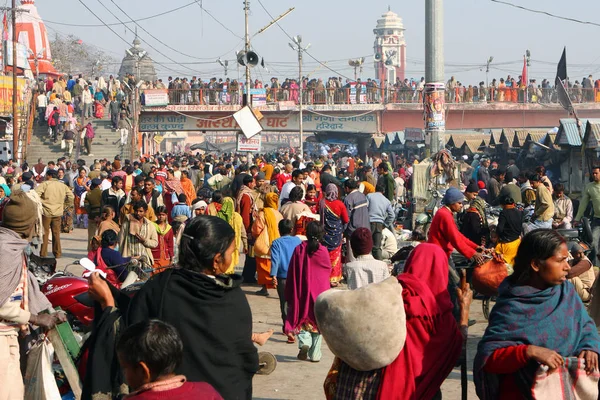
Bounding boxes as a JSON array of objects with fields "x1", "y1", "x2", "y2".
[{"x1": 472, "y1": 257, "x2": 507, "y2": 296}]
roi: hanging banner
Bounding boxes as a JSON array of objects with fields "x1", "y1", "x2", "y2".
[
  {"x1": 237, "y1": 134, "x2": 261, "y2": 152},
  {"x1": 423, "y1": 82, "x2": 446, "y2": 131},
  {"x1": 251, "y1": 89, "x2": 267, "y2": 107},
  {"x1": 139, "y1": 112, "x2": 378, "y2": 133},
  {"x1": 143, "y1": 89, "x2": 169, "y2": 107},
  {"x1": 0, "y1": 76, "x2": 26, "y2": 115}
]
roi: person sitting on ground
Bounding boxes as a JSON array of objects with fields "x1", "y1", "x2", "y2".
[
  {"x1": 117, "y1": 319, "x2": 223, "y2": 399},
  {"x1": 474, "y1": 229, "x2": 600, "y2": 400},
  {"x1": 344, "y1": 227, "x2": 390, "y2": 290},
  {"x1": 380, "y1": 226, "x2": 399, "y2": 261},
  {"x1": 552, "y1": 183, "x2": 573, "y2": 229},
  {"x1": 523, "y1": 173, "x2": 554, "y2": 233},
  {"x1": 567, "y1": 243, "x2": 595, "y2": 303}
]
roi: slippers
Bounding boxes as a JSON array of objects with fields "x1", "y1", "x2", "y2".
[{"x1": 286, "y1": 336, "x2": 296, "y2": 344}]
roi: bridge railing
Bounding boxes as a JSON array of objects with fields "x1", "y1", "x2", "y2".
[{"x1": 159, "y1": 87, "x2": 600, "y2": 106}]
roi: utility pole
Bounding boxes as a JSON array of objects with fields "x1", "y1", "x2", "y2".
[
  {"x1": 290, "y1": 36, "x2": 310, "y2": 156},
  {"x1": 424, "y1": 0, "x2": 445, "y2": 155},
  {"x1": 244, "y1": 0, "x2": 251, "y2": 106},
  {"x1": 486, "y1": 56, "x2": 493, "y2": 88}
]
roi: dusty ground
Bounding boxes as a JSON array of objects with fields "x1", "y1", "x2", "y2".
[{"x1": 55, "y1": 228, "x2": 488, "y2": 400}]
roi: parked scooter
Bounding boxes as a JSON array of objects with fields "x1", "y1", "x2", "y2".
[{"x1": 414, "y1": 189, "x2": 443, "y2": 238}]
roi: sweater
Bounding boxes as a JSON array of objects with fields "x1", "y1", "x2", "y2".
[
  {"x1": 427, "y1": 206, "x2": 478, "y2": 259},
  {"x1": 270, "y1": 236, "x2": 303, "y2": 279},
  {"x1": 366, "y1": 192, "x2": 395, "y2": 226},
  {"x1": 534, "y1": 184, "x2": 554, "y2": 221},
  {"x1": 497, "y1": 207, "x2": 523, "y2": 243},
  {"x1": 484, "y1": 345, "x2": 529, "y2": 400}
]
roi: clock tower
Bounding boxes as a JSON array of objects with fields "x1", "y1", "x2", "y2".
[{"x1": 373, "y1": 8, "x2": 406, "y2": 84}]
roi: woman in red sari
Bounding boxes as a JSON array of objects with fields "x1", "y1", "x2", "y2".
[
  {"x1": 151, "y1": 206, "x2": 174, "y2": 274},
  {"x1": 324, "y1": 243, "x2": 471, "y2": 399},
  {"x1": 318, "y1": 184, "x2": 348, "y2": 287}
]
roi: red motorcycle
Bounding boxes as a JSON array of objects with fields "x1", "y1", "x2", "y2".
[{"x1": 40, "y1": 257, "x2": 151, "y2": 331}]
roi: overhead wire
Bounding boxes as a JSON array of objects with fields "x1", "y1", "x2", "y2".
[
  {"x1": 255, "y1": 0, "x2": 353, "y2": 80},
  {"x1": 91, "y1": 0, "x2": 200, "y2": 74},
  {"x1": 40, "y1": 0, "x2": 200, "y2": 27},
  {"x1": 193, "y1": 0, "x2": 243, "y2": 40},
  {"x1": 490, "y1": 0, "x2": 600, "y2": 28}
]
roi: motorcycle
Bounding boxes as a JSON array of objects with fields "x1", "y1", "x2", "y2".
[
  {"x1": 41, "y1": 257, "x2": 154, "y2": 332},
  {"x1": 414, "y1": 189, "x2": 443, "y2": 238},
  {"x1": 28, "y1": 253, "x2": 57, "y2": 285}
]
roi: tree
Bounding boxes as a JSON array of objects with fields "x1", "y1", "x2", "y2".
[{"x1": 49, "y1": 34, "x2": 117, "y2": 77}]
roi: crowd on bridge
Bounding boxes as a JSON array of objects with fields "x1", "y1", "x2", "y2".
[{"x1": 0, "y1": 139, "x2": 600, "y2": 398}]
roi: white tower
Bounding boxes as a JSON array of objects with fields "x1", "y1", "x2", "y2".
[{"x1": 373, "y1": 7, "x2": 406, "y2": 84}]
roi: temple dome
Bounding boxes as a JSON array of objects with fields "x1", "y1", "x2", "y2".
[{"x1": 118, "y1": 36, "x2": 157, "y2": 82}]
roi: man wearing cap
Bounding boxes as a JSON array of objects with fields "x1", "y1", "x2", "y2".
[
  {"x1": 0, "y1": 190, "x2": 66, "y2": 399},
  {"x1": 344, "y1": 227, "x2": 390, "y2": 290},
  {"x1": 567, "y1": 243, "x2": 595, "y2": 303},
  {"x1": 460, "y1": 182, "x2": 489, "y2": 246},
  {"x1": 35, "y1": 170, "x2": 75, "y2": 258},
  {"x1": 428, "y1": 187, "x2": 485, "y2": 264},
  {"x1": 523, "y1": 173, "x2": 554, "y2": 233}
]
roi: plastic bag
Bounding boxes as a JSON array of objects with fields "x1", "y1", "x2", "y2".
[
  {"x1": 24, "y1": 339, "x2": 62, "y2": 400},
  {"x1": 60, "y1": 139, "x2": 66, "y2": 149},
  {"x1": 472, "y1": 256, "x2": 508, "y2": 296}
]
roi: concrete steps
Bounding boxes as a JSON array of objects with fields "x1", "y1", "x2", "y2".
[{"x1": 26, "y1": 112, "x2": 131, "y2": 165}]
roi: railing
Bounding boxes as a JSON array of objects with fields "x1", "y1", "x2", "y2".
[{"x1": 158, "y1": 87, "x2": 600, "y2": 106}]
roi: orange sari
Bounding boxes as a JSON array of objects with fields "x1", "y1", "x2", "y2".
[{"x1": 181, "y1": 177, "x2": 196, "y2": 206}]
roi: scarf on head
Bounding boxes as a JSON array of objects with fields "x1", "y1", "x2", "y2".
[
  {"x1": 474, "y1": 280, "x2": 600, "y2": 400},
  {"x1": 0, "y1": 183, "x2": 11, "y2": 199},
  {"x1": 219, "y1": 198, "x2": 235, "y2": 226},
  {"x1": 263, "y1": 193, "x2": 280, "y2": 247},
  {"x1": 378, "y1": 243, "x2": 462, "y2": 399},
  {"x1": 236, "y1": 185, "x2": 254, "y2": 213},
  {"x1": 325, "y1": 183, "x2": 338, "y2": 201},
  {"x1": 470, "y1": 196, "x2": 488, "y2": 228}
]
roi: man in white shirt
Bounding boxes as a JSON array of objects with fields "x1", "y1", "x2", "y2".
[
  {"x1": 344, "y1": 227, "x2": 390, "y2": 290},
  {"x1": 280, "y1": 169, "x2": 305, "y2": 206},
  {"x1": 36, "y1": 91, "x2": 48, "y2": 126}
]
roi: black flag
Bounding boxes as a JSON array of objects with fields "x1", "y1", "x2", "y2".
[{"x1": 555, "y1": 47, "x2": 572, "y2": 112}]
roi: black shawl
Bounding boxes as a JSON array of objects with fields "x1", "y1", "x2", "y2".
[{"x1": 127, "y1": 269, "x2": 259, "y2": 400}]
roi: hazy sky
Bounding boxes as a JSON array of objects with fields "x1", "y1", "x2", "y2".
[{"x1": 30, "y1": 0, "x2": 600, "y2": 83}]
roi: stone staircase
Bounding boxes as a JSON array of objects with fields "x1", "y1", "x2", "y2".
[{"x1": 25, "y1": 112, "x2": 131, "y2": 165}]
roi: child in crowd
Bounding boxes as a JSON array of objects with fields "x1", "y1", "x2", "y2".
[
  {"x1": 171, "y1": 193, "x2": 191, "y2": 222},
  {"x1": 118, "y1": 319, "x2": 222, "y2": 399},
  {"x1": 270, "y1": 219, "x2": 303, "y2": 343}
]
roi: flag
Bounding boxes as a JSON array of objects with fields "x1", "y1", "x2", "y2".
[
  {"x1": 521, "y1": 56, "x2": 527, "y2": 86},
  {"x1": 555, "y1": 47, "x2": 572, "y2": 112},
  {"x1": 2, "y1": 12, "x2": 8, "y2": 42}
]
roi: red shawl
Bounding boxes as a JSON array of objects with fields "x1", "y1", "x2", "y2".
[
  {"x1": 284, "y1": 242, "x2": 332, "y2": 334},
  {"x1": 164, "y1": 178, "x2": 184, "y2": 195},
  {"x1": 378, "y1": 243, "x2": 462, "y2": 399}
]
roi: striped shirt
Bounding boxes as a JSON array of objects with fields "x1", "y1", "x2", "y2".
[{"x1": 344, "y1": 255, "x2": 390, "y2": 290}]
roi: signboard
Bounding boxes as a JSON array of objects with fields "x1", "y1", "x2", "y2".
[
  {"x1": 153, "y1": 134, "x2": 164, "y2": 144},
  {"x1": 251, "y1": 89, "x2": 267, "y2": 107},
  {"x1": 237, "y1": 134, "x2": 261, "y2": 152},
  {"x1": 233, "y1": 106, "x2": 262, "y2": 139},
  {"x1": 143, "y1": 89, "x2": 169, "y2": 107},
  {"x1": 4, "y1": 41, "x2": 30, "y2": 70},
  {"x1": 349, "y1": 82, "x2": 367, "y2": 104},
  {"x1": 139, "y1": 112, "x2": 378, "y2": 133},
  {"x1": 404, "y1": 127, "x2": 424, "y2": 142},
  {"x1": 0, "y1": 76, "x2": 25, "y2": 115}
]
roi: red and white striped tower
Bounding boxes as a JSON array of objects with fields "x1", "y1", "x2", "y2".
[
  {"x1": 373, "y1": 8, "x2": 406, "y2": 84},
  {"x1": 15, "y1": 0, "x2": 58, "y2": 76}
]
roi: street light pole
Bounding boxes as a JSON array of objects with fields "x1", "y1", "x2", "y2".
[
  {"x1": 244, "y1": 0, "x2": 251, "y2": 106},
  {"x1": 486, "y1": 56, "x2": 493, "y2": 88},
  {"x1": 424, "y1": 0, "x2": 445, "y2": 155},
  {"x1": 290, "y1": 36, "x2": 310, "y2": 156}
]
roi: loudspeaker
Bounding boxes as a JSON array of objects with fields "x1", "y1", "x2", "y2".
[
  {"x1": 245, "y1": 51, "x2": 260, "y2": 67},
  {"x1": 385, "y1": 58, "x2": 394, "y2": 66},
  {"x1": 374, "y1": 53, "x2": 382, "y2": 61},
  {"x1": 237, "y1": 51, "x2": 247, "y2": 66}
]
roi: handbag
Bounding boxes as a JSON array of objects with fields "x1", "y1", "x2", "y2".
[
  {"x1": 472, "y1": 255, "x2": 508, "y2": 296},
  {"x1": 60, "y1": 139, "x2": 66, "y2": 149},
  {"x1": 24, "y1": 339, "x2": 62, "y2": 400},
  {"x1": 532, "y1": 357, "x2": 599, "y2": 400}
]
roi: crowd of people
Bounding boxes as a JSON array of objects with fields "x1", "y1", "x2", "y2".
[
  {"x1": 0, "y1": 144, "x2": 600, "y2": 399},
  {"x1": 124, "y1": 73, "x2": 600, "y2": 106}
]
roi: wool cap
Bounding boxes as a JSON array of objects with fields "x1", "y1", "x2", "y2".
[
  {"x1": 1, "y1": 190, "x2": 37, "y2": 238},
  {"x1": 442, "y1": 187, "x2": 464, "y2": 205},
  {"x1": 350, "y1": 227, "x2": 374, "y2": 256}
]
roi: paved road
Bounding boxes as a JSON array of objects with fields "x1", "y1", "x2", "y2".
[{"x1": 54, "y1": 227, "x2": 488, "y2": 399}]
